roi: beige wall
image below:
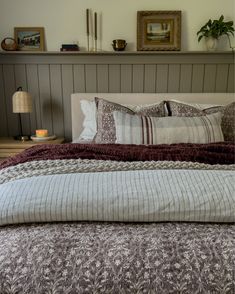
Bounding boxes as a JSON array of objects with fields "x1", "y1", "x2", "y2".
[{"x1": 0, "y1": 0, "x2": 234, "y2": 51}]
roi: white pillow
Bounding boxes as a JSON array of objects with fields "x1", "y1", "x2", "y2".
[
  {"x1": 113, "y1": 111, "x2": 224, "y2": 145},
  {"x1": 73, "y1": 100, "x2": 97, "y2": 143}
]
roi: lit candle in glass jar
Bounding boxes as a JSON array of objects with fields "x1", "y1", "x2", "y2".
[{"x1": 36, "y1": 129, "x2": 48, "y2": 137}]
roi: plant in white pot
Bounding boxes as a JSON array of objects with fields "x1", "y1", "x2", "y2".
[{"x1": 197, "y1": 15, "x2": 234, "y2": 51}]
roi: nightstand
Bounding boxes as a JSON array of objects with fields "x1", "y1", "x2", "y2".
[{"x1": 0, "y1": 137, "x2": 65, "y2": 160}]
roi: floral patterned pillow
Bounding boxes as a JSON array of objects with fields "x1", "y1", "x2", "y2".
[
  {"x1": 166, "y1": 100, "x2": 235, "y2": 142},
  {"x1": 220, "y1": 102, "x2": 235, "y2": 142},
  {"x1": 95, "y1": 97, "x2": 166, "y2": 144}
]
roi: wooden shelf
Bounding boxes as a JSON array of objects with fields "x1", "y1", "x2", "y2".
[{"x1": 0, "y1": 50, "x2": 234, "y2": 56}]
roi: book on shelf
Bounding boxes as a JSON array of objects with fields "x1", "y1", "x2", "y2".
[
  {"x1": 60, "y1": 44, "x2": 80, "y2": 51},
  {"x1": 60, "y1": 48, "x2": 80, "y2": 51}
]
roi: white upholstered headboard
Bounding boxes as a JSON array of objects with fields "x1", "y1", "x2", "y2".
[{"x1": 71, "y1": 93, "x2": 235, "y2": 140}]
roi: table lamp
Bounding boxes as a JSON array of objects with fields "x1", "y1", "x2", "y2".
[{"x1": 12, "y1": 87, "x2": 32, "y2": 141}]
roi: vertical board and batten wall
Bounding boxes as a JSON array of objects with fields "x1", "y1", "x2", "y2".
[{"x1": 0, "y1": 51, "x2": 234, "y2": 141}]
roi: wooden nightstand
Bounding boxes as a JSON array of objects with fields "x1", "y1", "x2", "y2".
[{"x1": 0, "y1": 137, "x2": 65, "y2": 160}]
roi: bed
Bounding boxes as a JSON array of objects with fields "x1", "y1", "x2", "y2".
[{"x1": 0, "y1": 93, "x2": 234, "y2": 293}]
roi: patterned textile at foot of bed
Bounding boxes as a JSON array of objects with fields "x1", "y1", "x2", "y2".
[{"x1": 0, "y1": 222, "x2": 235, "y2": 293}]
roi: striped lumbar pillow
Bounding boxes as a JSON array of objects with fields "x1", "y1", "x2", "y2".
[
  {"x1": 113, "y1": 111, "x2": 224, "y2": 145},
  {"x1": 166, "y1": 100, "x2": 235, "y2": 142}
]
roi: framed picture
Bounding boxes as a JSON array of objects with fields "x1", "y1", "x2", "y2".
[
  {"x1": 14, "y1": 27, "x2": 45, "y2": 51},
  {"x1": 137, "y1": 11, "x2": 181, "y2": 51}
]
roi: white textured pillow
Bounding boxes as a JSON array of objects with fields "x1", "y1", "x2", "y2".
[
  {"x1": 113, "y1": 111, "x2": 224, "y2": 145},
  {"x1": 73, "y1": 100, "x2": 97, "y2": 143}
]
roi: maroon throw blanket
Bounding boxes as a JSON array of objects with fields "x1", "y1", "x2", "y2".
[{"x1": 0, "y1": 142, "x2": 234, "y2": 170}]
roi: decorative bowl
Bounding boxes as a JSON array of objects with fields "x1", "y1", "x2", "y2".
[{"x1": 112, "y1": 39, "x2": 127, "y2": 51}]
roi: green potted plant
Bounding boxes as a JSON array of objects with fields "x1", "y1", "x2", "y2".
[{"x1": 197, "y1": 15, "x2": 234, "y2": 51}]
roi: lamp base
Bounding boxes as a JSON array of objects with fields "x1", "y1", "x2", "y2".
[{"x1": 14, "y1": 135, "x2": 30, "y2": 141}]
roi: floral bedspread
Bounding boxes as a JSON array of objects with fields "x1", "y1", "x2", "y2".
[{"x1": 0, "y1": 222, "x2": 234, "y2": 293}]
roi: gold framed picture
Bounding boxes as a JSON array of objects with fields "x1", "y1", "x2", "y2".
[
  {"x1": 137, "y1": 11, "x2": 181, "y2": 51},
  {"x1": 14, "y1": 27, "x2": 45, "y2": 51}
]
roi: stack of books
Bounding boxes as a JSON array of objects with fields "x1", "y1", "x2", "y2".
[{"x1": 60, "y1": 44, "x2": 79, "y2": 51}]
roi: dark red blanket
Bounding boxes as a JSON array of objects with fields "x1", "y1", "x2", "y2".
[{"x1": 0, "y1": 142, "x2": 234, "y2": 170}]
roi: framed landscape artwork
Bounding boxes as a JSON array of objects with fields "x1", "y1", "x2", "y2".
[
  {"x1": 14, "y1": 27, "x2": 45, "y2": 51},
  {"x1": 137, "y1": 11, "x2": 181, "y2": 51}
]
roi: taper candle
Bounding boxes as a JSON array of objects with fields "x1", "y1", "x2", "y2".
[
  {"x1": 94, "y1": 12, "x2": 97, "y2": 40},
  {"x1": 86, "y1": 9, "x2": 90, "y2": 35}
]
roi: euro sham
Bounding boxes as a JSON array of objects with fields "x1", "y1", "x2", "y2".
[{"x1": 95, "y1": 97, "x2": 166, "y2": 144}]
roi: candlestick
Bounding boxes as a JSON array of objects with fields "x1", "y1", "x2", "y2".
[
  {"x1": 86, "y1": 8, "x2": 90, "y2": 51},
  {"x1": 94, "y1": 12, "x2": 97, "y2": 51},
  {"x1": 94, "y1": 12, "x2": 97, "y2": 39},
  {"x1": 86, "y1": 9, "x2": 90, "y2": 35}
]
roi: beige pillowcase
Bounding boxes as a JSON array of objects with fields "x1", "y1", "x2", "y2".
[
  {"x1": 95, "y1": 97, "x2": 166, "y2": 144},
  {"x1": 166, "y1": 100, "x2": 235, "y2": 142},
  {"x1": 113, "y1": 111, "x2": 224, "y2": 145}
]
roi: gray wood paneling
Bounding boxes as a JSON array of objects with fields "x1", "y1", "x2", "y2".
[
  {"x1": 144, "y1": 64, "x2": 156, "y2": 93},
  {"x1": 0, "y1": 65, "x2": 8, "y2": 136},
  {"x1": 50, "y1": 64, "x2": 64, "y2": 137},
  {"x1": 156, "y1": 65, "x2": 168, "y2": 93},
  {"x1": 132, "y1": 64, "x2": 144, "y2": 93},
  {"x1": 121, "y1": 64, "x2": 132, "y2": 93},
  {"x1": 2, "y1": 65, "x2": 18, "y2": 136},
  {"x1": 215, "y1": 64, "x2": 229, "y2": 93},
  {"x1": 180, "y1": 64, "x2": 192, "y2": 93},
  {"x1": 168, "y1": 64, "x2": 180, "y2": 92},
  {"x1": 97, "y1": 64, "x2": 109, "y2": 93},
  {"x1": 73, "y1": 64, "x2": 85, "y2": 93},
  {"x1": 192, "y1": 64, "x2": 204, "y2": 93},
  {"x1": 85, "y1": 64, "x2": 97, "y2": 92},
  {"x1": 203, "y1": 64, "x2": 217, "y2": 92},
  {"x1": 0, "y1": 52, "x2": 233, "y2": 141},
  {"x1": 61, "y1": 65, "x2": 74, "y2": 140},
  {"x1": 109, "y1": 64, "x2": 120, "y2": 93},
  {"x1": 227, "y1": 64, "x2": 234, "y2": 93}
]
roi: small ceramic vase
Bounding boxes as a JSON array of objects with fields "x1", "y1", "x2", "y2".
[{"x1": 205, "y1": 37, "x2": 218, "y2": 51}]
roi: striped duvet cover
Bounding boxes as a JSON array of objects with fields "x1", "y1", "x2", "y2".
[
  {"x1": 0, "y1": 159, "x2": 234, "y2": 225},
  {"x1": 0, "y1": 143, "x2": 234, "y2": 293}
]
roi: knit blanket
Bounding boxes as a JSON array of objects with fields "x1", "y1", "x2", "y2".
[
  {"x1": 1, "y1": 158, "x2": 234, "y2": 185},
  {"x1": 0, "y1": 142, "x2": 234, "y2": 170}
]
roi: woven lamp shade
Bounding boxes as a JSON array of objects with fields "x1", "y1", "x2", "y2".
[{"x1": 12, "y1": 91, "x2": 32, "y2": 113}]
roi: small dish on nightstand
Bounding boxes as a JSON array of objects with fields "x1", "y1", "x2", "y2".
[{"x1": 30, "y1": 135, "x2": 57, "y2": 142}]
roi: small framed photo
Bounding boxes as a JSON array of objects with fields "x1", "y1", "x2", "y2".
[
  {"x1": 137, "y1": 11, "x2": 181, "y2": 51},
  {"x1": 14, "y1": 27, "x2": 45, "y2": 51}
]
